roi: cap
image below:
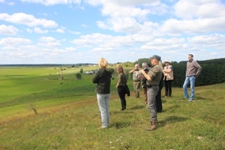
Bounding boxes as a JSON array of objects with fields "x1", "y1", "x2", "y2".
[
  {"x1": 150, "y1": 55, "x2": 161, "y2": 61},
  {"x1": 164, "y1": 59, "x2": 171, "y2": 63}
]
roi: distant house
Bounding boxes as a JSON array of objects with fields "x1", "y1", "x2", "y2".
[{"x1": 85, "y1": 70, "x2": 98, "y2": 75}]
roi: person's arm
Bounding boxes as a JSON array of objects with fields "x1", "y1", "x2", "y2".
[
  {"x1": 116, "y1": 74, "x2": 121, "y2": 88},
  {"x1": 195, "y1": 62, "x2": 202, "y2": 76},
  {"x1": 140, "y1": 70, "x2": 152, "y2": 81},
  {"x1": 163, "y1": 66, "x2": 173, "y2": 73},
  {"x1": 92, "y1": 70, "x2": 101, "y2": 83},
  {"x1": 129, "y1": 69, "x2": 135, "y2": 74}
]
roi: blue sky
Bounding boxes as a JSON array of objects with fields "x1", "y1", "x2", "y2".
[{"x1": 0, "y1": 0, "x2": 225, "y2": 64}]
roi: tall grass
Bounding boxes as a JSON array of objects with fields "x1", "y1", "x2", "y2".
[{"x1": 0, "y1": 66, "x2": 225, "y2": 150}]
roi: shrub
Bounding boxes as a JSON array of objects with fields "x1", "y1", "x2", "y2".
[{"x1": 76, "y1": 73, "x2": 82, "y2": 79}]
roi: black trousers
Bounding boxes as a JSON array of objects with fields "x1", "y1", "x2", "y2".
[
  {"x1": 156, "y1": 86, "x2": 162, "y2": 112},
  {"x1": 118, "y1": 86, "x2": 126, "y2": 109},
  {"x1": 164, "y1": 80, "x2": 173, "y2": 97}
]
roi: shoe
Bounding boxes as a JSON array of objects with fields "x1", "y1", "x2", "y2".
[
  {"x1": 146, "y1": 121, "x2": 157, "y2": 131},
  {"x1": 189, "y1": 99, "x2": 194, "y2": 102},
  {"x1": 98, "y1": 126, "x2": 108, "y2": 130}
]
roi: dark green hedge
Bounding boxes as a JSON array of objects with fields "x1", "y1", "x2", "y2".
[{"x1": 135, "y1": 58, "x2": 225, "y2": 87}]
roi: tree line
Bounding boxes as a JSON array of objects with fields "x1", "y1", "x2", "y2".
[{"x1": 134, "y1": 58, "x2": 225, "y2": 87}]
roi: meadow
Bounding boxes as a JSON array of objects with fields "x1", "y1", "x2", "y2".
[{"x1": 0, "y1": 66, "x2": 225, "y2": 150}]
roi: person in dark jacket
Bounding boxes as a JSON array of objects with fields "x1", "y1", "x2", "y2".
[
  {"x1": 155, "y1": 61, "x2": 164, "y2": 112},
  {"x1": 93, "y1": 58, "x2": 112, "y2": 129},
  {"x1": 116, "y1": 65, "x2": 127, "y2": 110}
]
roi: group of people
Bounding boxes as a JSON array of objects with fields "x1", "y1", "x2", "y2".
[{"x1": 92, "y1": 54, "x2": 202, "y2": 130}]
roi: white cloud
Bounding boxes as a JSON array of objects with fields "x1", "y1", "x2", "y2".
[
  {"x1": 0, "y1": 0, "x2": 5, "y2": 2},
  {"x1": 21, "y1": 0, "x2": 81, "y2": 6},
  {"x1": 0, "y1": 37, "x2": 32, "y2": 46},
  {"x1": 56, "y1": 28, "x2": 65, "y2": 33},
  {"x1": 34, "y1": 27, "x2": 48, "y2": 34},
  {"x1": 0, "y1": 24, "x2": 18, "y2": 35},
  {"x1": 38, "y1": 36, "x2": 61, "y2": 48},
  {"x1": 174, "y1": 0, "x2": 225, "y2": 19},
  {"x1": 160, "y1": 16, "x2": 225, "y2": 34},
  {"x1": 188, "y1": 34, "x2": 225, "y2": 50},
  {"x1": 65, "y1": 47, "x2": 76, "y2": 51},
  {"x1": 0, "y1": 13, "x2": 58, "y2": 28}
]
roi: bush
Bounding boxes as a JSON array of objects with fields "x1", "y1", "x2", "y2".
[
  {"x1": 80, "y1": 68, "x2": 83, "y2": 74},
  {"x1": 76, "y1": 73, "x2": 82, "y2": 79}
]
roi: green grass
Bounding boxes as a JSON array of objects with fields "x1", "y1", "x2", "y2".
[{"x1": 0, "y1": 66, "x2": 225, "y2": 150}]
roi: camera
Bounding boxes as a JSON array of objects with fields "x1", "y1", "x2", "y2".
[{"x1": 143, "y1": 67, "x2": 149, "y2": 72}]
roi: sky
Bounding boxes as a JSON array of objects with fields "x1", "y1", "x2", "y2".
[{"x1": 0, "y1": 0, "x2": 225, "y2": 64}]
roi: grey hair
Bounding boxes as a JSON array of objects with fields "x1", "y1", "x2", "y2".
[{"x1": 142, "y1": 62, "x2": 148, "y2": 67}]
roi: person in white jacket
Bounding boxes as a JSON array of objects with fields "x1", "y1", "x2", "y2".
[{"x1": 163, "y1": 60, "x2": 174, "y2": 98}]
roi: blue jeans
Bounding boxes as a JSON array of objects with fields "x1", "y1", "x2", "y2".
[
  {"x1": 147, "y1": 86, "x2": 159, "y2": 122},
  {"x1": 183, "y1": 76, "x2": 196, "y2": 100},
  {"x1": 97, "y1": 93, "x2": 110, "y2": 128}
]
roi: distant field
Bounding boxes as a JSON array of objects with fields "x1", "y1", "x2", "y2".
[{"x1": 0, "y1": 66, "x2": 225, "y2": 150}]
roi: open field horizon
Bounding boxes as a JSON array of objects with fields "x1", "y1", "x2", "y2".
[{"x1": 0, "y1": 66, "x2": 225, "y2": 150}]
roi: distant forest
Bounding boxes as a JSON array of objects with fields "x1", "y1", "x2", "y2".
[{"x1": 135, "y1": 58, "x2": 225, "y2": 87}]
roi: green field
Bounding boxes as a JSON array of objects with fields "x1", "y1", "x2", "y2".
[{"x1": 0, "y1": 66, "x2": 225, "y2": 150}]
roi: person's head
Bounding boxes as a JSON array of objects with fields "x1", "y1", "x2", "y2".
[
  {"x1": 117, "y1": 64, "x2": 124, "y2": 74},
  {"x1": 98, "y1": 58, "x2": 108, "y2": 68},
  {"x1": 164, "y1": 60, "x2": 171, "y2": 66},
  {"x1": 150, "y1": 55, "x2": 161, "y2": 66},
  {"x1": 134, "y1": 64, "x2": 139, "y2": 69},
  {"x1": 142, "y1": 62, "x2": 148, "y2": 69},
  {"x1": 188, "y1": 54, "x2": 193, "y2": 61}
]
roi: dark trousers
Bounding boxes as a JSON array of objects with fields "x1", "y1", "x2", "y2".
[
  {"x1": 156, "y1": 86, "x2": 162, "y2": 112},
  {"x1": 164, "y1": 80, "x2": 172, "y2": 97},
  {"x1": 118, "y1": 86, "x2": 126, "y2": 109}
]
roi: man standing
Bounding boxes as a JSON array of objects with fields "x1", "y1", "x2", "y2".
[
  {"x1": 140, "y1": 55, "x2": 162, "y2": 131},
  {"x1": 183, "y1": 54, "x2": 202, "y2": 101},
  {"x1": 129, "y1": 64, "x2": 141, "y2": 98}
]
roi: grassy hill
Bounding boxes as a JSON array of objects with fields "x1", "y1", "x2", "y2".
[{"x1": 0, "y1": 66, "x2": 225, "y2": 150}]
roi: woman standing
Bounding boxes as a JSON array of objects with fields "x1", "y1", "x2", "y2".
[
  {"x1": 93, "y1": 58, "x2": 112, "y2": 129},
  {"x1": 163, "y1": 60, "x2": 174, "y2": 98},
  {"x1": 116, "y1": 65, "x2": 127, "y2": 111}
]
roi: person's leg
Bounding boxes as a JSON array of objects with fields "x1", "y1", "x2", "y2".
[
  {"x1": 164, "y1": 80, "x2": 168, "y2": 96},
  {"x1": 147, "y1": 86, "x2": 159, "y2": 122},
  {"x1": 133, "y1": 82, "x2": 136, "y2": 97},
  {"x1": 183, "y1": 77, "x2": 190, "y2": 98},
  {"x1": 97, "y1": 94, "x2": 109, "y2": 128},
  {"x1": 136, "y1": 82, "x2": 141, "y2": 98},
  {"x1": 189, "y1": 76, "x2": 196, "y2": 101},
  {"x1": 147, "y1": 86, "x2": 159, "y2": 130},
  {"x1": 118, "y1": 87, "x2": 126, "y2": 110},
  {"x1": 105, "y1": 94, "x2": 110, "y2": 125},
  {"x1": 168, "y1": 80, "x2": 172, "y2": 97}
]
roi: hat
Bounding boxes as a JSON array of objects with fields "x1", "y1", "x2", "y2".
[
  {"x1": 164, "y1": 59, "x2": 171, "y2": 63},
  {"x1": 150, "y1": 55, "x2": 161, "y2": 61}
]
